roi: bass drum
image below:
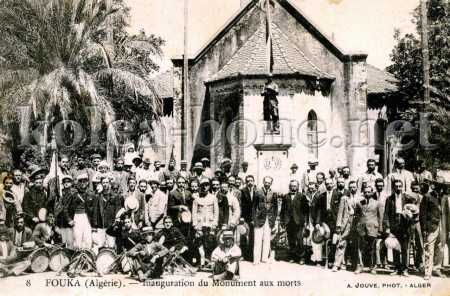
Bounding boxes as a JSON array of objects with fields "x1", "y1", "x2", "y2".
[
  {"x1": 49, "y1": 248, "x2": 71, "y2": 272},
  {"x1": 96, "y1": 248, "x2": 117, "y2": 275},
  {"x1": 29, "y1": 248, "x2": 49, "y2": 273}
]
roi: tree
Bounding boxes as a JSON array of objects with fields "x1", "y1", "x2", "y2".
[
  {"x1": 387, "y1": 0, "x2": 450, "y2": 168},
  {"x1": 0, "y1": 0, "x2": 164, "y2": 166}
]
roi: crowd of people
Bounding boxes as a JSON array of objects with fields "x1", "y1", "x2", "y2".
[{"x1": 0, "y1": 148, "x2": 449, "y2": 282}]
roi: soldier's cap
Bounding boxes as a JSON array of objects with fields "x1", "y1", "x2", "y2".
[
  {"x1": 290, "y1": 163, "x2": 298, "y2": 169},
  {"x1": 215, "y1": 168, "x2": 222, "y2": 174},
  {"x1": 61, "y1": 175, "x2": 73, "y2": 182},
  {"x1": 222, "y1": 230, "x2": 234, "y2": 239},
  {"x1": 29, "y1": 167, "x2": 49, "y2": 180},
  {"x1": 199, "y1": 178, "x2": 210, "y2": 185},
  {"x1": 141, "y1": 226, "x2": 154, "y2": 235},
  {"x1": 77, "y1": 173, "x2": 89, "y2": 181},
  {"x1": 241, "y1": 161, "x2": 249, "y2": 166},
  {"x1": 221, "y1": 158, "x2": 232, "y2": 166},
  {"x1": 308, "y1": 159, "x2": 319, "y2": 165},
  {"x1": 132, "y1": 156, "x2": 142, "y2": 162},
  {"x1": 193, "y1": 162, "x2": 204, "y2": 171},
  {"x1": 180, "y1": 160, "x2": 188, "y2": 164},
  {"x1": 201, "y1": 157, "x2": 210, "y2": 163},
  {"x1": 0, "y1": 225, "x2": 8, "y2": 236},
  {"x1": 91, "y1": 154, "x2": 102, "y2": 160}
]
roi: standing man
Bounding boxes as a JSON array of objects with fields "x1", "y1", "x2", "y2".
[
  {"x1": 201, "y1": 158, "x2": 214, "y2": 180},
  {"x1": 221, "y1": 159, "x2": 233, "y2": 181},
  {"x1": 238, "y1": 162, "x2": 249, "y2": 182},
  {"x1": 386, "y1": 158, "x2": 414, "y2": 195},
  {"x1": 253, "y1": 176, "x2": 278, "y2": 264},
  {"x1": 374, "y1": 178, "x2": 389, "y2": 268},
  {"x1": 191, "y1": 162, "x2": 205, "y2": 183},
  {"x1": 357, "y1": 159, "x2": 383, "y2": 193},
  {"x1": 354, "y1": 186, "x2": 381, "y2": 274},
  {"x1": 227, "y1": 176, "x2": 242, "y2": 205},
  {"x1": 1, "y1": 176, "x2": 22, "y2": 228},
  {"x1": 72, "y1": 173, "x2": 93, "y2": 250},
  {"x1": 420, "y1": 178, "x2": 445, "y2": 280},
  {"x1": 136, "y1": 157, "x2": 154, "y2": 183},
  {"x1": 341, "y1": 166, "x2": 353, "y2": 190},
  {"x1": 90, "y1": 177, "x2": 122, "y2": 253},
  {"x1": 22, "y1": 172, "x2": 48, "y2": 229},
  {"x1": 314, "y1": 178, "x2": 343, "y2": 267},
  {"x1": 168, "y1": 177, "x2": 193, "y2": 237},
  {"x1": 383, "y1": 179, "x2": 410, "y2": 276},
  {"x1": 163, "y1": 159, "x2": 180, "y2": 182},
  {"x1": 301, "y1": 159, "x2": 319, "y2": 193},
  {"x1": 216, "y1": 182, "x2": 240, "y2": 229},
  {"x1": 144, "y1": 179, "x2": 167, "y2": 231},
  {"x1": 240, "y1": 175, "x2": 256, "y2": 261},
  {"x1": 179, "y1": 160, "x2": 191, "y2": 181},
  {"x1": 55, "y1": 175, "x2": 77, "y2": 249},
  {"x1": 289, "y1": 164, "x2": 300, "y2": 183},
  {"x1": 112, "y1": 158, "x2": 130, "y2": 195},
  {"x1": 11, "y1": 169, "x2": 27, "y2": 206},
  {"x1": 281, "y1": 180, "x2": 309, "y2": 264},
  {"x1": 414, "y1": 160, "x2": 433, "y2": 185}
]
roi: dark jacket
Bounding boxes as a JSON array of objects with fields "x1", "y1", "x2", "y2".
[
  {"x1": 420, "y1": 191, "x2": 442, "y2": 235},
  {"x1": 383, "y1": 193, "x2": 409, "y2": 238},
  {"x1": 281, "y1": 192, "x2": 309, "y2": 226},
  {"x1": 55, "y1": 187, "x2": 78, "y2": 228},
  {"x1": 90, "y1": 191, "x2": 122, "y2": 229},
  {"x1": 22, "y1": 187, "x2": 48, "y2": 228},
  {"x1": 240, "y1": 186, "x2": 257, "y2": 224},
  {"x1": 168, "y1": 189, "x2": 193, "y2": 222},
  {"x1": 217, "y1": 191, "x2": 230, "y2": 226},
  {"x1": 156, "y1": 226, "x2": 186, "y2": 250},
  {"x1": 253, "y1": 187, "x2": 278, "y2": 228},
  {"x1": 314, "y1": 189, "x2": 343, "y2": 231}
]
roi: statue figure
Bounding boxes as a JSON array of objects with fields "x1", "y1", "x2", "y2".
[{"x1": 261, "y1": 76, "x2": 279, "y2": 132}]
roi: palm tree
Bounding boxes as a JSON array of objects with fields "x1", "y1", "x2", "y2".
[{"x1": 0, "y1": 0, "x2": 162, "y2": 162}]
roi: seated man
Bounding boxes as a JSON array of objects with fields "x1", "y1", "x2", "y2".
[
  {"x1": 8, "y1": 215, "x2": 32, "y2": 248},
  {"x1": 157, "y1": 217, "x2": 188, "y2": 255},
  {"x1": 211, "y1": 230, "x2": 241, "y2": 280},
  {"x1": 32, "y1": 212, "x2": 63, "y2": 247},
  {"x1": 128, "y1": 227, "x2": 169, "y2": 281},
  {"x1": 106, "y1": 211, "x2": 140, "y2": 254},
  {"x1": 0, "y1": 225, "x2": 31, "y2": 277}
]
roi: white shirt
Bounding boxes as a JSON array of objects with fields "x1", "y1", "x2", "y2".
[
  {"x1": 395, "y1": 194, "x2": 403, "y2": 214},
  {"x1": 326, "y1": 191, "x2": 332, "y2": 211},
  {"x1": 15, "y1": 231, "x2": 23, "y2": 246}
]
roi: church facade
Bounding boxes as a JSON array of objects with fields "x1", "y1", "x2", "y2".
[{"x1": 168, "y1": 0, "x2": 396, "y2": 190}]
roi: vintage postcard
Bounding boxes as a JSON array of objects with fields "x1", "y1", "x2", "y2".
[{"x1": 0, "y1": 0, "x2": 449, "y2": 295}]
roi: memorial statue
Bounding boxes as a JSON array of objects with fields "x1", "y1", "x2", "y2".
[{"x1": 261, "y1": 76, "x2": 279, "y2": 132}]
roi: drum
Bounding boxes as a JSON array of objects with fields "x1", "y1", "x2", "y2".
[
  {"x1": 96, "y1": 248, "x2": 117, "y2": 275},
  {"x1": 29, "y1": 248, "x2": 49, "y2": 273},
  {"x1": 49, "y1": 248, "x2": 70, "y2": 272},
  {"x1": 120, "y1": 255, "x2": 133, "y2": 273}
]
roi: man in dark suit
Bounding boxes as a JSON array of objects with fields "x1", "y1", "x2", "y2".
[
  {"x1": 314, "y1": 178, "x2": 343, "y2": 266},
  {"x1": 281, "y1": 180, "x2": 309, "y2": 264},
  {"x1": 240, "y1": 175, "x2": 256, "y2": 261},
  {"x1": 7, "y1": 215, "x2": 32, "y2": 248},
  {"x1": 383, "y1": 179, "x2": 410, "y2": 276},
  {"x1": 253, "y1": 176, "x2": 278, "y2": 264},
  {"x1": 168, "y1": 176, "x2": 193, "y2": 238},
  {"x1": 354, "y1": 185, "x2": 381, "y2": 274}
]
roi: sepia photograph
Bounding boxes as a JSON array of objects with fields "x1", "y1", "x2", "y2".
[{"x1": 0, "y1": 0, "x2": 449, "y2": 295}]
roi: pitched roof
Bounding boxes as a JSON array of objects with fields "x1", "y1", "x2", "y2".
[
  {"x1": 208, "y1": 22, "x2": 333, "y2": 83},
  {"x1": 366, "y1": 64, "x2": 398, "y2": 94},
  {"x1": 152, "y1": 70, "x2": 174, "y2": 98}
]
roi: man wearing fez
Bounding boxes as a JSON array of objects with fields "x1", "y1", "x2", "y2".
[
  {"x1": 22, "y1": 169, "x2": 48, "y2": 229},
  {"x1": 261, "y1": 75, "x2": 279, "y2": 132},
  {"x1": 281, "y1": 180, "x2": 309, "y2": 264}
]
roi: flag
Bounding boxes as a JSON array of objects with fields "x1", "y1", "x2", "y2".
[
  {"x1": 44, "y1": 150, "x2": 62, "y2": 198},
  {"x1": 265, "y1": 0, "x2": 274, "y2": 74}
]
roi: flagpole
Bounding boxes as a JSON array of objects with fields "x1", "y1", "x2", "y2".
[{"x1": 182, "y1": 0, "x2": 190, "y2": 162}]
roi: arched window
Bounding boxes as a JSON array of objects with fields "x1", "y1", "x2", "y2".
[{"x1": 307, "y1": 110, "x2": 318, "y2": 159}]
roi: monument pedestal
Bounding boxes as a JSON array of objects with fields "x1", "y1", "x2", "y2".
[{"x1": 254, "y1": 144, "x2": 292, "y2": 193}]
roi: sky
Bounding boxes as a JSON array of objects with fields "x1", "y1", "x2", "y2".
[{"x1": 126, "y1": 0, "x2": 420, "y2": 71}]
